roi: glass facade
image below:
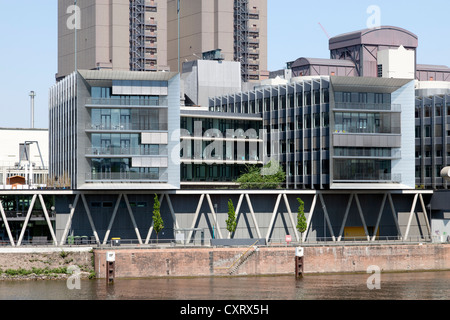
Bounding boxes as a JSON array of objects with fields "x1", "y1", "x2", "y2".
[
  {"x1": 331, "y1": 90, "x2": 403, "y2": 184},
  {"x1": 333, "y1": 159, "x2": 392, "y2": 182},
  {"x1": 89, "y1": 86, "x2": 165, "y2": 106},
  {"x1": 334, "y1": 147, "x2": 394, "y2": 158},
  {"x1": 85, "y1": 85, "x2": 170, "y2": 184},
  {"x1": 88, "y1": 133, "x2": 162, "y2": 156},
  {"x1": 334, "y1": 112, "x2": 400, "y2": 134},
  {"x1": 181, "y1": 163, "x2": 247, "y2": 182},
  {"x1": 88, "y1": 158, "x2": 164, "y2": 182},
  {"x1": 181, "y1": 118, "x2": 262, "y2": 136},
  {"x1": 415, "y1": 94, "x2": 450, "y2": 189},
  {"x1": 88, "y1": 108, "x2": 168, "y2": 131}
]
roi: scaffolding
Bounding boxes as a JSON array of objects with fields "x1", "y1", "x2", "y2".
[
  {"x1": 234, "y1": 0, "x2": 260, "y2": 82},
  {"x1": 130, "y1": 0, "x2": 157, "y2": 72}
]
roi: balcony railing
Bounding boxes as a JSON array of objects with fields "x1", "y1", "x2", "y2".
[
  {"x1": 85, "y1": 123, "x2": 168, "y2": 131},
  {"x1": 86, "y1": 97, "x2": 167, "y2": 107},
  {"x1": 85, "y1": 172, "x2": 168, "y2": 183},
  {"x1": 334, "y1": 102, "x2": 401, "y2": 112},
  {"x1": 85, "y1": 146, "x2": 168, "y2": 156},
  {"x1": 334, "y1": 173, "x2": 402, "y2": 183}
]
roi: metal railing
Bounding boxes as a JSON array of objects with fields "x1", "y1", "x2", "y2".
[
  {"x1": 86, "y1": 97, "x2": 168, "y2": 107},
  {"x1": 85, "y1": 123, "x2": 168, "y2": 131},
  {"x1": 334, "y1": 102, "x2": 401, "y2": 112},
  {"x1": 2, "y1": 235, "x2": 438, "y2": 249},
  {"x1": 85, "y1": 172, "x2": 169, "y2": 183},
  {"x1": 85, "y1": 147, "x2": 168, "y2": 156}
]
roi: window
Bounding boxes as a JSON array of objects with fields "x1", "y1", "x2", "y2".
[
  {"x1": 425, "y1": 126, "x2": 431, "y2": 137},
  {"x1": 377, "y1": 65, "x2": 383, "y2": 77},
  {"x1": 103, "y1": 202, "x2": 113, "y2": 208}
]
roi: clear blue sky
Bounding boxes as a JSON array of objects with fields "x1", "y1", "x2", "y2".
[{"x1": 0, "y1": 0, "x2": 448, "y2": 129}]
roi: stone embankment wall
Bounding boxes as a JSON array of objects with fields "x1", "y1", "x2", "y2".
[
  {"x1": 0, "y1": 248, "x2": 94, "y2": 280},
  {"x1": 94, "y1": 244, "x2": 450, "y2": 279}
]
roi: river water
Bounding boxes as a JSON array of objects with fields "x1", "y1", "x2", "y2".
[{"x1": 1, "y1": 271, "x2": 449, "y2": 300}]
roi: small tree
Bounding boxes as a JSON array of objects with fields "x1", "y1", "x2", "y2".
[
  {"x1": 236, "y1": 160, "x2": 286, "y2": 189},
  {"x1": 296, "y1": 198, "x2": 307, "y2": 242},
  {"x1": 152, "y1": 194, "x2": 164, "y2": 243},
  {"x1": 226, "y1": 199, "x2": 237, "y2": 238}
]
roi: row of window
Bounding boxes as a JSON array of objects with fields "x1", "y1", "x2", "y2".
[
  {"x1": 90, "y1": 201, "x2": 148, "y2": 209},
  {"x1": 414, "y1": 103, "x2": 450, "y2": 118},
  {"x1": 181, "y1": 118, "x2": 262, "y2": 136},
  {"x1": 210, "y1": 90, "x2": 330, "y2": 113},
  {"x1": 416, "y1": 166, "x2": 446, "y2": 178},
  {"x1": 334, "y1": 112, "x2": 400, "y2": 134},
  {"x1": 211, "y1": 90, "x2": 392, "y2": 114},
  {"x1": 89, "y1": 108, "x2": 168, "y2": 131}
]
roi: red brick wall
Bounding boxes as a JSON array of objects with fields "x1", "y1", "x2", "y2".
[{"x1": 94, "y1": 244, "x2": 450, "y2": 279}]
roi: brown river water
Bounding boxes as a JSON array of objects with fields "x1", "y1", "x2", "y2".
[{"x1": 1, "y1": 271, "x2": 449, "y2": 300}]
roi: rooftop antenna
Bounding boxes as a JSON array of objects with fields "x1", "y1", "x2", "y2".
[
  {"x1": 177, "y1": 0, "x2": 180, "y2": 73},
  {"x1": 74, "y1": 0, "x2": 78, "y2": 72},
  {"x1": 318, "y1": 22, "x2": 330, "y2": 40},
  {"x1": 29, "y1": 91, "x2": 36, "y2": 129}
]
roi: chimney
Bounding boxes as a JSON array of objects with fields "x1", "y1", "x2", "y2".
[{"x1": 29, "y1": 91, "x2": 36, "y2": 129}]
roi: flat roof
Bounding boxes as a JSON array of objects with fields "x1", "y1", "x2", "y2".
[
  {"x1": 329, "y1": 26, "x2": 418, "y2": 50},
  {"x1": 78, "y1": 69, "x2": 178, "y2": 81},
  {"x1": 0, "y1": 128, "x2": 48, "y2": 131},
  {"x1": 417, "y1": 64, "x2": 450, "y2": 72},
  {"x1": 291, "y1": 57, "x2": 355, "y2": 69},
  {"x1": 330, "y1": 76, "x2": 414, "y2": 93}
]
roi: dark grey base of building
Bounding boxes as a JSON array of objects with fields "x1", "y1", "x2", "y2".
[{"x1": 0, "y1": 189, "x2": 440, "y2": 247}]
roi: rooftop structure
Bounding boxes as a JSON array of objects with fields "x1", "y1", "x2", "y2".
[
  {"x1": 0, "y1": 128, "x2": 49, "y2": 189},
  {"x1": 329, "y1": 26, "x2": 419, "y2": 78}
]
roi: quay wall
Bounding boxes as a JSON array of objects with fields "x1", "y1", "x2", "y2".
[{"x1": 94, "y1": 244, "x2": 450, "y2": 279}]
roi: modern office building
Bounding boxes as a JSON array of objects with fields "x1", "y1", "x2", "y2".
[
  {"x1": 35, "y1": 24, "x2": 447, "y2": 245},
  {"x1": 57, "y1": 0, "x2": 169, "y2": 81},
  {"x1": 167, "y1": 0, "x2": 268, "y2": 81},
  {"x1": 209, "y1": 75, "x2": 415, "y2": 190},
  {"x1": 49, "y1": 69, "x2": 181, "y2": 190}
]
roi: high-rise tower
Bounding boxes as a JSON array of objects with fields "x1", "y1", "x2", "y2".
[
  {"x1": 57, "y1": 0, "x2": 168, "y2": 81},
  {"x1": 167, "y1": 0, "x2": 267, "y2": 81}
]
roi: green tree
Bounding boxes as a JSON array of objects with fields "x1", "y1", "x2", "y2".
[
  {"x1": 226, "y1": 199, "x2": 237, "y2": 237},
  {"x1": 153, "y1": 194, "x2": 164, "y2": 243},
  {"x1": 236, "y1": 161, "x2": 285, "y2": 189},
  {"x1": 296, "y1": 198, "x2": 307, "y2": 242}
]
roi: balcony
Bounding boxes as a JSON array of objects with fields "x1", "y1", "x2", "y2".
[
  {"x1": 334, "y1": 102, "x2": 401, "y2": 112},
  {"x1": 145, "y1": 30, "x2": 158, "y2": 38},
  {"x1": 333, "y1": 173, "x2": 402, "y2": 184},
  {"x1": 248, "y1": 9, "x2": 260, "y2": 19},
  {"x1": 85, "y1": 122, "x2": 168, "y2": 131},
  {"x1": 248, "y1": 26, "x2": 260, "y2": 34},
  {"x1": 85, "y1": 146, "x2": 168, "y2": 157},
  {"x1": 86, "y1": 97, "x2": 168, "y2": 107},
  {"x1": 85, "y1": 172, "x2": 168, "y2": 183}
]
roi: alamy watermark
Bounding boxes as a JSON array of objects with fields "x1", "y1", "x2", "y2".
[
  {"x1": 366, "y1": 5, "x2": 381, "y2": 30},
  {"x1": 66, "y1": 4, "x2": 81, "y2": 30},
  {"x1": 366, "y1": 265, "x2": 381, "y2": 290},
  {"x1": 174, "y1": 123, "x2": 281, "y2": 176},
  {"x1": 67, "y1": 265, "x2": 81, "y2": 290}
]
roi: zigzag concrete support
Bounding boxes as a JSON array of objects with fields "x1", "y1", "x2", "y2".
[{"x1": 0, "y1": 189, "x2": 436, "y2": 246}]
